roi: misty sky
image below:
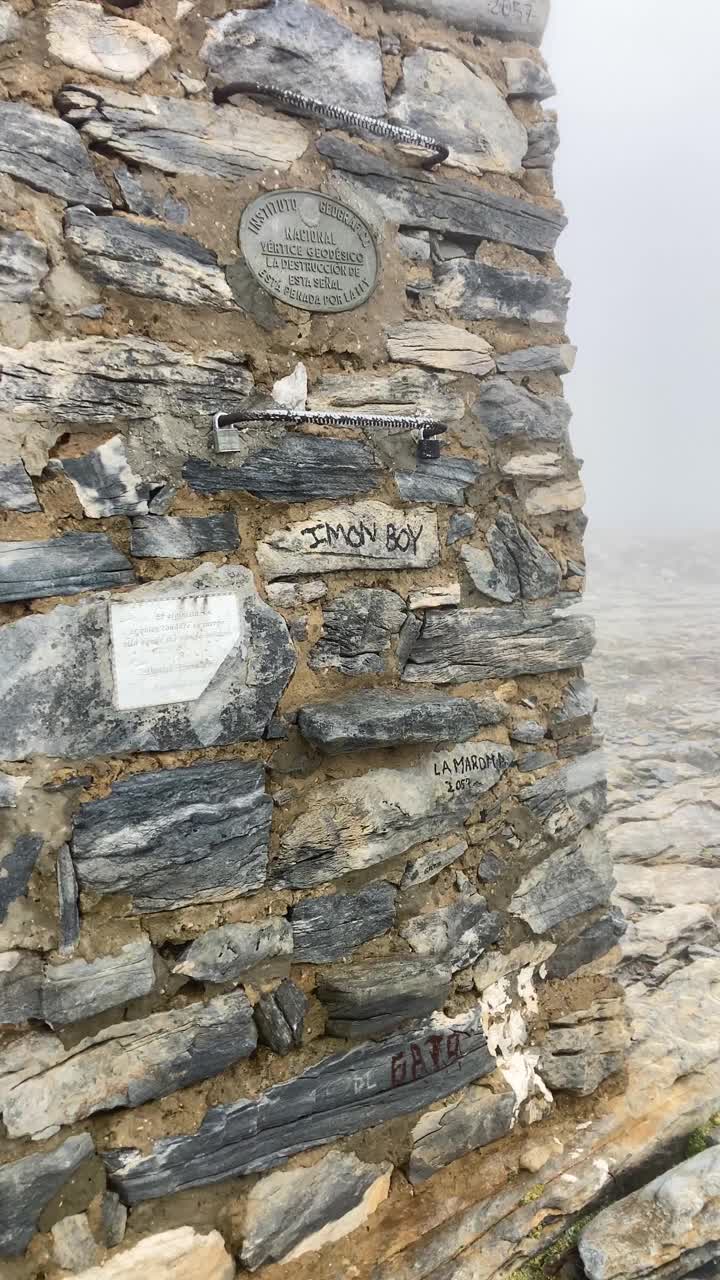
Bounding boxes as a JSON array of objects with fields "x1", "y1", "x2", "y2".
[{"x1": 544, "y1": 0, "x2": 720, "y2": 531}]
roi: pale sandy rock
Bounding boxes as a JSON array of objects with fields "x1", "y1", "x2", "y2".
[
  {"x1": 52, "y1": 1213, "x2": 99, "y2": 1272},
  {"x1": 272, "y1": 362, "x2": 308, "y2": 412},
  {"x1": 386, "y1": 321, "x2": 495, "y2": 377},
  {"x1": 503, "y1": 57, "x2": 556, "y2": 101},
  {"x1": 48, "y1": 1, "x2": 171, "y2": 83},
  {"x1": 72, "y1": 1227, "x2": 235, "y2": 1279},
  {"x1": 501, "y1": 452, "x2": 564, "y2": 480},
  {"x1": 525, "y1": 477, "x2": 586, "y2": 515},
  {"x1": 497, "y1": 345, "x2": 576, "y2": 375},
  {"x1": 310, "y1": 366, "x2": 465, "y2": 423},
  {"x1": 408, "y1": 583, "x2": 461, "y2": 609},
  {"x1": 379, "y1": 0, "x2": 550, "y2": 43},
  {"x1": 257, "y1": 502, "x2": 440, "y2": 580},
  {"x1": 0, "y1": 2, "x2": 21, "y2": 41}
]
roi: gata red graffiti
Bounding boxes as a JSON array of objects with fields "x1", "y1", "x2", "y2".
[{"x1": 390, "y1": 1030, "x2": 468, "y2": 1088}]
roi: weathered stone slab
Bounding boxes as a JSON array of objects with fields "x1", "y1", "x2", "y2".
[
  {"x1": 408, "y1": 1081, "x2": 516, "y2": 1183},
  {"x1": 379, "y1": 0, "x2": 550, "y2": 43},
  {"x1": 65, "y1": 209, "x2": 236, "y2": 310},
  {"x1": 114, "y1": 166, "x2": 188, "y2": 224},
  {"x1": 476, "y1": 381, "x2": 572, "y2": 445},
  {"x1": 48, "y1": 0, "x2": 170, "y2": 82},
  {"x1": 0, "y1": 102, "x2": 111, "y2": 209},
  {"x1": 0, "y1": 2, "x2": 21, "y2": 42},
  {"x1": 546, "y1": 909, "x2": 626, "y2": 980},
  {"x1": 509, "y1": 829, "x2": 614, "y2": 934},
  {"x1": 308, "y1": 588, "x2": 406, "y2": 676},
  {"x1": 549, "y1": 677, "x2": 595, "y2": 740},
  {"x1": 1, "y1": 991, "x2": 257, "y2": 1140},
  {"x1": 386, "y1": 322, "x2": 495, "y2": 378},
  {"x1": 0, "y1": 1133, "x2": 95, "y2": 1258},
  {"x1": 201, "y1": 0, "x2": 385, "y2": 117},
  {"x1": 257, "y1": 502, "x2": 439, "y2": 580},
  {"x1": 0, "y1": 533, "x2": 134, "y2": 603},
  {"x1": 408, "y1": 583, "x2": 462, "y2": 609},
  {"x1": 58, "y1": 85, "x2": 309, "y2": 180},
  {"x1": 435, "y1": 261, "x2": 570, "y2": 324},
  {"x1": 51, "y1": 1211, "x2": 99, "y2": 1271},
  {"x1": 174, "y1": 918, "x2": 292, "y2": 983},
  {"x1": 318, "y1": 958, "x2": 451, "y2": 1038},
  {"x1": 277, "y1": 743, "x2": 513, "y2": 889},
  {"x1": 402, "y1": 604, "x2": 594, "y2": 684},
  {"x1": 525, "y1": 115, "x2": 560, "y2": 169},
  {"x1": 0, "y1": 950, "x2": 42, "y2": 1024},
  {"x1": 0, "y1": 565, "x2": 295, "y2": 761},
  {"x1": 184, "y1": 436, "x2": 382, "y2": 502},
  {"x1": 504, "y1": 57, "x2": 556, "y2": 100},
  {"x1": 316, "y1": 137, "x2": 566, "y2": 254},
  {"x1": 61, "y1": 435, "x2": 151, "y2": 517},
  {"x1": 0, "y1": 336, "x2": 253, "y2": 427},
  {"x1": 447, "y1": 512, "x2": 476, "y2": 545},
  {"x1": 525, "y1": 476, "x2": 586, "y2": 514},
  {"x1": 400, "y1": 893, "x2": 501, "y2": 972},
  {"x1": 130, "y1": 514, "x2": 238, "y2": 558},
  {"x1": 389, "y1": 48, "x2": 527, "y2": 176},
  {"x1": 500, "y1": 451, "x2": 563, "y2": 480},
  {"x1": 100, "y1": 1191, "x2": 127, "y2": 1249},
  {"x1": 69, "y1": 1227, "x2": 235, "y2": 1280},
  {"x1": 460, "y1": 545, "x2": 514, "y2": 603},
  {"x1": 298, "y1": 690, "x2": 501, "y2": 754},
  {"x1": 487, "y1": 513, "x2": 561, "y2": 600},
  {"x1": 43, "y1": 939, "x2": 156, "y2": 1026},
  {"x1": 540, "y1": 996, "x2": 629, "y2": 1095},
  {"x1": 290, "y1": 881, "x2": 397, "y2": 963},
  {"x1": 104, "y1": 1009, "x2": 495, "y2": 1203},
  {"x1": 496, "y1": 344, "x2": 576, "y2": 375},
  {"x1": 241, "y1": 1150, "x2": 391, "y2": 1269},
  {"x1": 401, "y1": 839, "x2": 468, "y2": 889},
  {"x1": 0, "y1": 835, "x2": 43, "y2": 922},
  {"x1": 0, "y1": 230, "x2": 48, "y2": 303},
  {"x1": 395, "y1": 457, "x2": 483, "y2": 506},
  {"x1": 0, "y1": 460, "x2": 40, "y2": 512},
  {"x1": 56, "y1": 845, "x2": 80, "y2": 955},
  {"x1": 254, "y1": 979, "x2": 307, "y2": 1055},
  {"x1": 519, "y1": 750, "x2": 607, "y2": 841},
  {"x1": 72, "y1": 759, "x2": 272, "y2": 912},
  {"x1": 310, "y1": 365, "x2": 465, "y2": 423},
  {"x1": 0, "y1": 772, "x2": 29, "y2": 809}
]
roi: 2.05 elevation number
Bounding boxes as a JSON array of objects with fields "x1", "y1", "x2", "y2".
[{"x1": 489, "y1": 0, "x2": 534, "y2": 21}]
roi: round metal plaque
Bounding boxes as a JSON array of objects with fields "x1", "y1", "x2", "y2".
[{"x1": 239, "y1": 189, "x2": 379, "y2": 314}]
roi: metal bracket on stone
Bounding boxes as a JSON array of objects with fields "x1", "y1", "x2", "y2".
[
  {"x1": 212, "y1": 81, "x2": 450, "y2": 170},
  {"x1": 212, "y1": 409, "x2": 448, "y2": 461}
]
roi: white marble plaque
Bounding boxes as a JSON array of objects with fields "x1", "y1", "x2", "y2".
[{"x1": 110, "y1": 593, "x2": 244, "y2": 711}]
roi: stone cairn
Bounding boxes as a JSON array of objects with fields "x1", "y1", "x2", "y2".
[{"x1": 5, "y1": 1, "x2": 699, "y2": 1277}]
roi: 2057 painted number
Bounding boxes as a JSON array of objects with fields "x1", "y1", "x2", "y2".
[{"x1": 489, "y1": 0, "x2": 534, "y2": 22}]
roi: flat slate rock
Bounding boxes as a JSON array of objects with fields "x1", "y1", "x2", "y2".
[
  {"x1": 504, "y1": 56, "x2": 556, "y2": 100},
  {"x1": 525, "y1": 116, "x2": 560, "y2": 169},
  {"x1": 400, "y1": 893, "x2": 501, "y2": 972},
  {"x1": 475, "y1": 378, "x2": 572, "y2": 443},
  {"x1": 0, "y1": 950, "x2": 42, "y2": 1024},
  {"x1": 496, "y1": 343, "x2": 576, "y2": 375},
  {"x1": 56, "y1": 845, "x2": 80, "y2": 956},
  {"x1": 434, "y1": 260, "x2": 570, "y2": 325},
  {"x1": 0, "y1": 991, "x2": 257, "y2": 1140},
  {"x1": 130, "y1": 514, "x2": 239, "y2": 558},
  {"x1": 43, "y1": 939, "x2": 156, "y2": 1026},
  {"x1": 546, "y1": 909, "x2": 626, "y2": 980},
  {"x1": 51, "y1": 1210, "x2": 99, "y2": 1272},
  {"x1": 72, "y1": 759, "x2": 273, "y2": 912},
  {"x1": 401, "y1": 838, "x2": 468, "y2": 889},
  {"x1": 63, "y1": 1226, "x2": 235, "y2": 1279},
  {"x1": 316, "y1": 136, "x2": 566, "y2": 255},
  {"x1": 257, "y1": 501, "x2": 439, "y2": 580},
  {"x1": 174, "y1": 918, "x2": 292, "y2": 983},
  {"x1": 297, "y1": 690, "x2": 502, "y2": 754},
  {"x1": 0, "y1": 336, "x2": 253, "y2": 427},
  {"x1": 476, "y1": 513, "x2": 561, "y2": 603},
  {"x1": 0, "y1": 533, "x2": 134, "y2": 603},
  {"x1": 379, "y1": 0, "x2": 550, "y2": 43},
  {"x1": 115, "y1": 166, "x2": 188, "y2": 224},
  {"x1": 0, "y1": 102, "x2": 111, "y2": 209},
  {"x1": 408, "y1": 1082, "x2": 516, "y2": 1183},
  {"x1": 241, "y1": 1150, "x2": 391, "y2": 1269},
  {"x1": 394, "y1": 457, "x2": 482, "y2": 506},
  {"x1": 0, "y1": 1133, "x2": 95, "y2": 1258},
  {"x1": 201, "y1": 0, "x2": 385, "y2": 117},
  {"x1": 0, "y1": 460, "x2": 40, "y2": 512},
  {"x1": 58, "y1": 85, "x2": 310, "y2": 180},
  {"x1": 310, "y1": 365, "x2": 465, "y2": 424},
  {"x1": 184, "y1": 437, "x2": 382, "y2": 503},
  {"x1": 0, "y1": 835, "x2": 43, "y2": 923},
  {"x1": 386, "y1": 321, "x2": 495, "y2": 377},
  {"x1": 276, "y1": 741, "x2": 513, "y2": 889},
  {"x1": 549, "y1": 676, "x2": 595, "y2": 739},
  {"x1": 47, "y1": 0, "x2": 170, "y2": 83},
  {"x1": 519, "y1": 750, "x2": 607, "y2": 842},
  {"x1": 104, "y1": 1009, "x2": 495, "y2": 1203},
  {"x1": 317, "y1": 957, "x2": 452, "y2": 1038},
  {"x1": 254, "y1": 979, "x2": 307, "y2": 1056},
  {"x1": 402, "y1": 604, "x2": 594, "y2": 684},
  {"x1": 0, "y1": 230, "x2": 48, "y2": 303},
  {"x1": 0, "y1": 2, "x2": 22, "y2": 41},
  {"x1": 61, "y1": 434, "x2": 151, "y2": 517},
  {"x1": 308, "y1": 588, "x2": 406, "y2": 676},
  {"x1": 65, "y1": 208, "x2": 237, "y2": 310},
  {"x1": 509, "y1": 829, "x2": 614, "y2": 934},
  {"x1": 0, "y1": 565, "x2": 295, "y2": 761},
  {"x1": 290, "y1": 881, "x2": 397, "y2": 963},
  {"x1": 540, "y1": 996, "x2": 629, "y2": 1096}
]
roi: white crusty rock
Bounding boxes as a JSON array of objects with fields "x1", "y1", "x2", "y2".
[
  {"x1": 47, "y1": 1, "x2": 171, "y2": 83},
  {"x1": 71, "y1": 1227, "x2": 235, "y2": 1279},
  {"x1": 0, "y1": 2, "x2": 21, "y2": 41},
  {"x1": 525, "y1": 477, "x2": 587, "y2": 515},
  {"x1": 500, "y1": 452, "x2": 564, "y2": 481},
  {"x1": 386, "y1": 321, "x2": 495, "y2": 377},
  {"x1": 389, "y1": 48, "x2": 527, "y2": 177},
  {"x1": 257, "y1": 501, "x2": 440, "y2": 580},
  {"x1": 60, "y1": 435, "x2": 150, "y2": 517},
  {"x1": 503, "y1": 57, "x2": 556, "y2": 100}
]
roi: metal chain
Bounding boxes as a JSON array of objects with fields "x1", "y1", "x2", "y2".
[
  {"x1": 212, "y1": 408, "x2": 447, "y2": 459},
  {"x1": 213, "y1": 81, "x2": 449, "y2": 170}
]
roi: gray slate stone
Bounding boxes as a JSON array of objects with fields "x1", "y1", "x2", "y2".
[
  {"x1": 0, "y1": 1133, "x2": 95, "y2": 1258},
  {"x1": 240, "y1": 1150, "x2": 391, "y2": 1270},
  {"x1": 316, "y1": 137, "x2": 566, "y2": 255},
  {"x1": 174, "y1": 918, "x2": 293, "y2": 983},
  {"x1": 504, "y1": 57, "x2": 556, "y2": 100},
  {"x1": 201, "y1": 0, "x2": 386, "y2": 117},
  {"x1": 0, "y1": 836, "x2": 43, "y2": 922},
  {"x1": 130, "y1": 514, "x2": 239, "y2": 558},
  {"x1": 447, "y1": 511, "x2": 476, "y2": 545},
  {"x1": 42, "y1": 939, "x2": 156, "y2": 1026},
  {"x1": 61, "y1": 435, "x2": 151, "y2": 517},
  {"x1": 297, "y1": 690, "x2": 502, "y2": 754},
  {"x1": 402, "y1": 604, "x2": 595, "y2": 684},
  {"x1": 0, "y1": 230, "x2": 48, "y2": 303},
  {"x1": 317, "y1": 958, "x2": 451, "y2": 1038},
  {"x1": 0, "y1": 102, "x2": 111, "y2": 209},
  {"x1": 401, "y1": 839, "x2": 468, "y2": 889},
  {"x1": 184, "y1": 436, "x2": 382, "y2": 502},
  {"x1": 395, "y1": 457, "x2": 482, "y2": 506},
  {"x1": 525, "y1": 116, "x2": 560, "y2": 169},
  {"x1": 114, "y1": 166, "x2": 189, "y2": 224},
  {"x1": 308, "y1": 588, "x2": 406, "y2": 676},
  {"x1": 496, "y1": 344, "x2": 576, "y2": 375},
  {"x1": 475, "y1": 378, "x2": 573, "y2": 443},
  {"x1": 460, "y1": 545, "x2": 514, "y2": 603},
  {"x1": 509, "y1": 829, "x2": 614, "y2": 934},
  {"x1": 408, "y1": 1082, "x2": 516, "y2": 1183},
  {"x1": 400, "y1": 894, "x2": 501, "y2": 973},
  {"x1": 290, "y1": 882, "x2": 397, "y2": 963},
  {"x1": 549, "y1": 677, "x2": 595, "y2": 740},
  {"x1": 546, "y1": 909, "x2": 627, "y2": 980},
  {"x1": 100, "y1": 1191, "x2": 127, "y2": 1248},
  {"x1": 540, "y1": 996, "x2": 629, "y2": 1096},
  {"x1": 0, "y1": 950, "x2": 42, "y2": 1024},
  {"x1": 64, "y1": 208, "x2": 236, "y2": 310},
  {"x1": 56, "y1": 844, "x2": 80, "y2": 955},
  {"x1": 519, "y1": 750, "x2": 608, "y2": 841},
  {"x1": 51, "y1": 1212, "x2": 99, "y2": 1272},
  {"x1": 486, "y1": 513, "x2": 562, "y2": 601},
  {"x1": 1, "y1": 991, "x2": 257, "y2": 1140},
  {"x1": 254, "y1": 979, "x2": 307, "y2": 1055},
  {"x1": 0, "y1": 565, "x2": 295, "y2": 761},
  {"x1": 379, "y1": 0, "x2": 550, "y2": 42},
  {"x1": 434, "y1": 261, "x2": 570, "y2": 324},
  {"x1": 0, "y1": 534, "x2": 135, "y2": 603},
  {"x1": 72, "y1": 760, "x2": 273, "y2": 912},
  {"x1": 104, "y1": 1009, "x2": 495, "y2": 1203},
  {"x1": 0, "y1": 460, "x2": 40, "y2": 513}
]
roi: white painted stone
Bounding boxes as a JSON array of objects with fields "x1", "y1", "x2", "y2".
[
  {"x1": 389, "y1": 49, "x2": 527, "y2": 177},
  {"x1": 110, "y1": 593, "x2": 244, "y2": 711},
  {"x1": 47, "y1": 1, "x2": 171, "y2": 84},
  {"x1": 408, "y1": 583, "x2": 461, "y2": 610},
  {"x1": 525, "y1": 477, "x2": 586, "y2": 515},
  {"x1": 501, "y1": 452, "x2": 563, "y2": 481},
  {"x1": 257, "y1": 502, "x2": 440, "y2": 580},
  {"x1": 386, "y1": 322, "x2": 495, "y2": 377},
  {"x1": 272, "y1": 363, "x2": 308, "y2": 412},
  {"x1": 71, "y1": 1227, "x2": 235, "y2": 1280}
]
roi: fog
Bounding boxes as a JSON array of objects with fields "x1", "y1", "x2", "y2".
[{"x1": 544, "y1": 0, "x2": 720, "y2": 532}]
